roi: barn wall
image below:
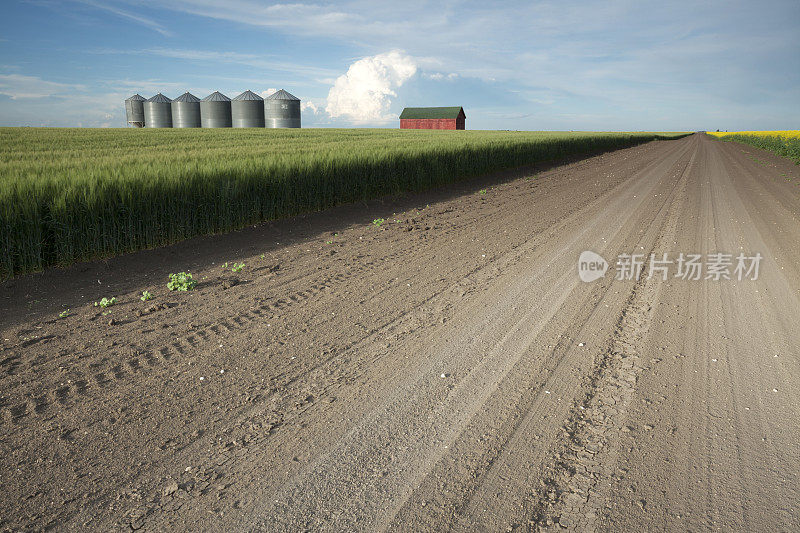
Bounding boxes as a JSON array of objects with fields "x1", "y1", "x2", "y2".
[{"x1": 400, "y1": 118, "x2": 460, "y2": 130}]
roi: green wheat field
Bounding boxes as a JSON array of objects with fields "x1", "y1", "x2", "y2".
[{"x1": 0, "y1": 128, "x2": 688, "y2": 277}]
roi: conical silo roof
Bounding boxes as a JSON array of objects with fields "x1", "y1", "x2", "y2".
[
  {"x1": 126, "y1": 94, "x2": 146, "y2": 101},
  {"x1": 233, "y1": 90, "x2": 263, "y2": 101},
  {"x1": 265, "y1": 89, "x2": 299, "y2": 101},
  {"x1": 174, "y1": 92, "x2": 200, "y2": 102},
  {"x1": 202, "y1": 91, "x2": 230, "y2": 102},
  {"x1": 147, "y1": 93, "x2": 172, "y2": 103}
]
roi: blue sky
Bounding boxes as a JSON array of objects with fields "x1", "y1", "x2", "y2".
[{"x1": 0, "y1": 0, "x2": 798, "y2": 130}]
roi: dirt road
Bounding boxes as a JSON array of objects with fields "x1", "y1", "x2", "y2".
[{"x1": 1, "y1": 134, "x2": 798, "y2": 531}]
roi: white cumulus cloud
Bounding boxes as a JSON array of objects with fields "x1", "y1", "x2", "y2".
[
  {"x1": 325, "y1": 50, "x2": 417, "y2": 123},
  {"x1": 301, "y1": 101, "x2": 320, "y2": 113}
]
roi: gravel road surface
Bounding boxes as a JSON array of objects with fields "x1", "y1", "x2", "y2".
[{"x1": 1, "y1": 133, "x2": 798, "y2": 531}]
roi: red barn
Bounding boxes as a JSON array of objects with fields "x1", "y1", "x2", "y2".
[{"x1": 399, "y1": 107, "x2": 466, "y2": 130}]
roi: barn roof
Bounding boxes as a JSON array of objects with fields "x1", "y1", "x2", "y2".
[{"x1": 399, "y1": 107, "x2": 464, "y2": 119}]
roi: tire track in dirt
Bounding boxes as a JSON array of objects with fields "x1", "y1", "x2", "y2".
[
  {"x1": 237, "y1": 140, "x2": 696, "y2": 533},
  {"x1": 1, "y1": 218, "x2": 470, "y2": 424},
  {"x1": 597, "y1": 136, "x2": 800, "y2": 531},
  {"x1": 2, "y1": 275, "x2": 339, "y2": 423},
  {"x1": 532, "y1": 138, "x2": 693, "y2": 531},
  {"x1": 127, "y1": 178, "x2": 639, "y2": 531},
  {"x1": 0, "y1": 239, "x2": 459, "y2": 423},
  {"x1": 0, "y1": 196, "x2": 501, "y2": 422},
  {"x1": 384, "y1": 136, "x2": 695, "y2": 532}
]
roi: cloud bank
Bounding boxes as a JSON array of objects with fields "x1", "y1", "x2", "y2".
[
  {"x1": 325, "y1": 51, "x2": 417, "y2": 123},
  {"x1": 0, "y1": 73, "x2": 83, "y2": 99}
]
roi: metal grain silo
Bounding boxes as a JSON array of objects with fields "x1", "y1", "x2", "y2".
[
  {"x1": 172, "y1": 92, "x2": 201, "y2": 128},
  {"x1": 264, "y1": 89, "x2": 301, "y2": 128},
  {"x1": 125, "y1": 94, "x2": 145, "y2": 127},
  {"x1": 144, "y1": 93, "x2": 173, "y2": 128},
  {"x1": 231, "y1": 90, "x2": 264, "y2": 128},
  {"x1": 200, "y1": 91, "x2": 232, "y2": 128}
]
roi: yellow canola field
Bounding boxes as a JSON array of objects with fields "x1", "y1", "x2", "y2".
[
  {"x1": 707, "y1": 129, "x2": 799, "y2": 169},
  {"x1": 708, "y1": 130, "x2": 800, "y2": 139}
]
